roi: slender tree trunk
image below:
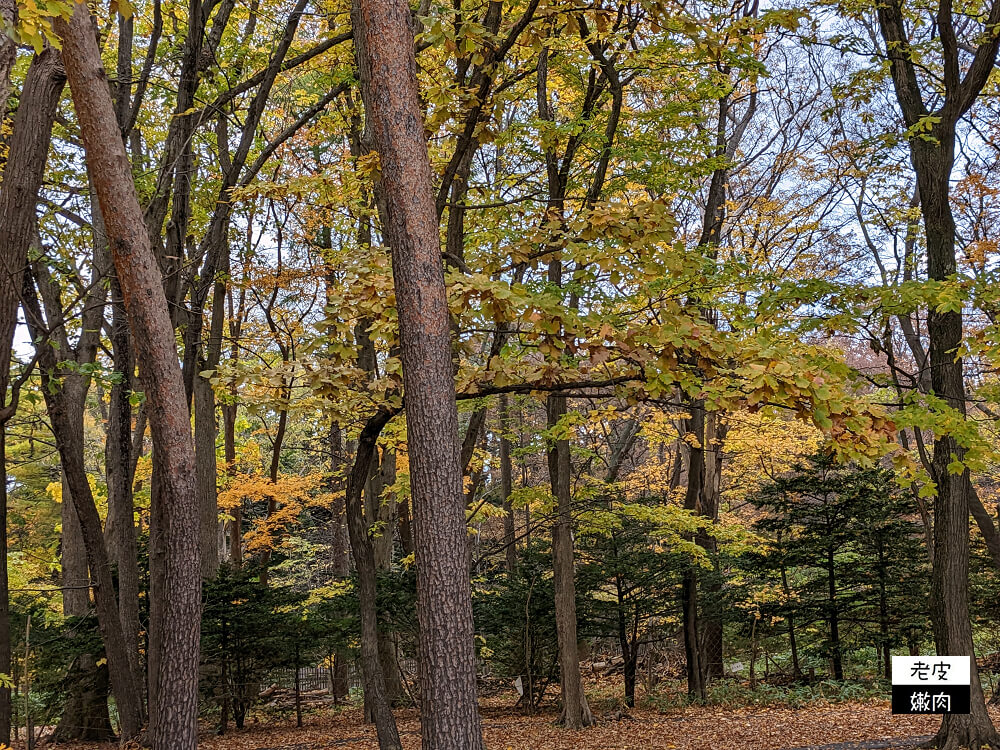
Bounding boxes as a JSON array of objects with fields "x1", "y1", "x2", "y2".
[
  {"x1": 56, "y1": 5, "x2": 202, "y2": 746},
  {"x1": 344, "y1": 415, "x2": 402, "y2": 749},
  {"x1": 681, "y1": 407, "x2": 706, "y2": 700},
  {"x1": 499, "y1": 395, "x2": 517, "y2": 576},
  {"x1": 54, "y1": 470, "x2": 114, "y2": 742},
  {"x1": 105, "y1": 278, "x2": 143, "y2": 688},
  {"x1": 223, "y1": 402, "x2": 240, "y2": 566},
  {"x1": 0, "y1": 428, "x2": 9, "y2": 744},
  {"x1": 547, "y1": 394, "x2": 594, "y2": 727},
  {"x1": 195, "y1": 374, "x2": 219, "y2": 579},
  {"x1": 23, "y1": 354, "x2": 144, "y2": 739},
  {"x1": 777, "y1": 538, "x2": 801, "y2": 679},
  {"x1": 826, "y1": 546, "x2": 843, "y2": 680},
  {"x1": 353, "y1": 0, "x2": 486, "y2": 746},
  {"x1": 328, "y1": 423, "x2": 350, "y2": 702}
]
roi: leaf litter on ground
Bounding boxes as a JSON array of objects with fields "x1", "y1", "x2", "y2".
[{"x1": 22, "y1": 701, "x2": 1000, "y2": 750}]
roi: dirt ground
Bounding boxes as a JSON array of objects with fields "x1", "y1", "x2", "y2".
[{"x1": 29, "y1": 701, "x2": 1000, "y2": 750}]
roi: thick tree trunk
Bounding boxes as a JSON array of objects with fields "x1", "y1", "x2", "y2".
[
  {"x1": 915, "y1": 137, "x2": 1000, "y2": 749},
  {"x1": 547, "y1": 394, "x2": 595, "y2": 728},
  {"x1": 56, "y1": 5, "x2": 202, "y2": 747},
  {"x1": 0, "y1": 46, "x2": 67, "y2": 746},
  {"x1": 353, "y1": 1, "x2": 485, "y2": 747}
]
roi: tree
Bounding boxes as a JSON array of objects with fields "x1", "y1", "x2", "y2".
[
  {"x1": 55, "y1": 3, "x2": 202, "y2": 746},
  {"x1": 749, "y1": 456, "x2": 929, "y2": 681},
  {"x1": 352, "y1": 0, "x2": 486, "y2": 747},
  {"x1": 0, "y1": 45, "x2": 67, "y2": 745},
  {"x1": 874, "y1": 0, "x2": 1000, "y2": 745}
]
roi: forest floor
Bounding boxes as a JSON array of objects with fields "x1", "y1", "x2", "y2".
[{"x1": 25, "y1": 699, "x2": 1000, "y2": 750}]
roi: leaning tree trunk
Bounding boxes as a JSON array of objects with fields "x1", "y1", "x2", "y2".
[
  {"x1": 56, "y1": 4, "x2": 202, "y2": 747},
  {"x1": 352, "y1": 0, "x2": 486, "y2": 746},
  {"x1": 0, "y1": 46, "x2": 68, "y2": 745}
]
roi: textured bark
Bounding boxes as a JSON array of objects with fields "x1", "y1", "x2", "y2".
[
  {"x1": 0, "y1": 47, "x2": 67, "y2": 746},
  {"x1": 353, "y1": 0, "x2": 485, "y2": 745},
  {"x1": 56, "y1": 4, "x2": 201, "y2": 747}
]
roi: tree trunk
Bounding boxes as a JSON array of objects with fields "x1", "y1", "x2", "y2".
[
  {"x1": 826, "y1": 546, "x2": 843, "y2": 680},
  {"x1": 915, "y1": 136, "x2": 999, "y2": 748},
  {"x1": 223, "y1": 402, "x2": 241, "y2": 566},
  {"x1": 344, "y1": 414, "x2": 402, "y2": 749},
  {"x1": 23, "y1": 347, "x2": 144, "y2": 740},
  {"x1": 876, "y1": 3, "x2": 1000, "y2": 741},
  {"x1": 104, "y1": 278, "x2": 143, "y2": 688},
  {"x1": 353, "y1": 0, "x2": 485, "y2": 747},
  {"x1": 0, "y1": 428, "x2": 9, "y2": 744},
  {"x1": 56, "y1": 5, "x2": 202, "y2": 746},
  {"x1": 54, "y1": 471, "x2": 114, "y2": 742},
  {"x1": 328, "y1": 422, "x2": 350, "y2": 702},
  {"x1": 195, "y1": 372, "x2": 220, "y2": 579},
  {"x1": 547, "y1": 394, "x2": 595, "y2": 727},
  {"x1": 0, "y1": 45, "x2": 67, "y2": 746},
  {"x1": 681, "y1": 406, "x2": 706, "y2": 700},
  {"x1": 499, "y1": 395, "x2": 517, "y2": 576}
]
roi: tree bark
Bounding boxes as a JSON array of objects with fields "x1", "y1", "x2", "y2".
[
  {"x1": 917, "y1": 135, "x2": 998, "y2": 748},
  {"x1": 0, "y1": 46, "x2": 68, "y2": 746},
  {"x1": 547, "y1": 394, "x2": 595, "y2": 727},
  {"x1": 352, "y1": 0, "x2": 485, "y2": 745},
  {"x1": 876, "y1": 1, "x2": 1000, "y2": 741},
  {"x1": 56, "y1": 4, "x2": 202, "y2": 746}
]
